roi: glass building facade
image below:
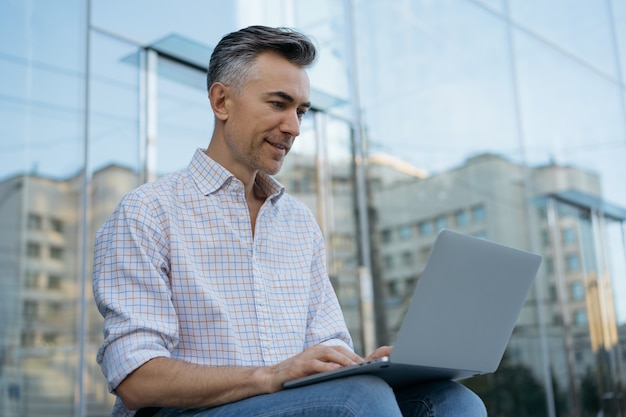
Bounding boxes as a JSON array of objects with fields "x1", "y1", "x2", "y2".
[{"x1": 1, "y1": 1, "x2": 626, "y2": 416}]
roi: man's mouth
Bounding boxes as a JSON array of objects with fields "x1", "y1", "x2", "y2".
[{"x1": 266, "y1": 139, "x2": 290, "y2": 153}]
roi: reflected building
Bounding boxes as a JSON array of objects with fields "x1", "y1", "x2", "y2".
[
  {"x1": 0, "y1": 167, "x2": 137, "y2": 416},
  {"x1": 0, "y1": 173, "x2": 85, "y2": 416},
  {"x1": 372, "y1": 152, "x2": 626, "y2": 413}
]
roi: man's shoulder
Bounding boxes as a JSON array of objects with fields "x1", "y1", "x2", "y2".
[{"x1": 116, "y1": 170, "x2": 191, "y2": 215}]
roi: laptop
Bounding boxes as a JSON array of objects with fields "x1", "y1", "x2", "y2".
[{"x1": 284, "y1": 229, "x2": 541, "y2": 389}]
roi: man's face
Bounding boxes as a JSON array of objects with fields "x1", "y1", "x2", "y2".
[{"x1": 222, "y1": 51, "x2": 311, "y2": 176}]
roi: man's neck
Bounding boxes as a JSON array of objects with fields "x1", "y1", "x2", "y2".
[{"x1": 203, "y1": 146, "x2": 267, "y2": 216}]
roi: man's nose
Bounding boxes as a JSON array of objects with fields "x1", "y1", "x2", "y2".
[{"x1": 280, "y1": 111, "x2": 301, "y2": 137}]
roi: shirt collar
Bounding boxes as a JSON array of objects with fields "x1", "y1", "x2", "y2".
[{"x1": 188, "y1": 148, "x2": 285, "y2": 203}]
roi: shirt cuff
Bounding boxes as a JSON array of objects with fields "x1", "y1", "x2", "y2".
[{"x1": 99, "y1": 331, "x2": 172, "y2": 392}]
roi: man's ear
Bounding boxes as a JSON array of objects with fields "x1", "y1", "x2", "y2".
[{"x1": 209, "y1": 82, "x2": 229, "y2": 121}]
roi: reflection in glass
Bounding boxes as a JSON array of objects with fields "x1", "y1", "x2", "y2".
[{"x1": 1, "y1": 0, "x2": 626, "y2": 415}]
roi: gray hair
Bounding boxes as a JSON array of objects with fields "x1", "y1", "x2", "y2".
[{"x1": 207, "y1": 25, "x2": 317, "y2": 95}]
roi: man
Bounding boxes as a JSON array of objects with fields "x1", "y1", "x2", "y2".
[{"x1": 93, "y1": 25, "x2": 486, "y2": 416}]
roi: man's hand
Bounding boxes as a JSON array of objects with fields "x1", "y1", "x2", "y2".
[
  {"x1": 365, "y1": 345, "x2": 393, "y2": 362},
  {"x1": 261, "y1": 345, "x2": 364, "y2": 393}
]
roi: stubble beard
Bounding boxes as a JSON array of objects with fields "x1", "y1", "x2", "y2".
[{"x1": 229, "y1": 137, "x2": 286, "y2": 176}]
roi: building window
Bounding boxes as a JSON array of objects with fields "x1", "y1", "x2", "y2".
[
  {"x1": 21, "y1": 332, "x2": 35, "y2": 348},
  {"x1": 387, "y1": 281, "x2": 399, "y2": 297},
  {"x1": 25, "y1": 271, "x2": 39, "y2": 289},
  {"x1": 50, "y1": 246, "x2": 64, "y2": 260},
  {"x1": 574, "y1": 310, "x2": 588, "y2": 326},
  {"x1": 382, "y1": 229, "x2": 392, "y2": 243},
  {"x1": 471, "y1": 204, "x2": 485, "y2": 223},
  {"x1": 435, "y1": 216, "x2": 446, "y2": 231},
  {"x1": 50, "y1": 218, "x2": 64, "y2": 234},
  {"x1": 454, "y1": 209, "x2": 468, "y2": 227},
  {"x1": 27, "y1": 213, "x2": 42, "y2": 230},
  {"x1": 27, "y1": 242, "x2": 41, "y2": 258},
  {"x1": 571, "y1": 281, "x2": 585, "y2": 301},
  {"x1": 419, "y1": 245, "x2": 430, "y2": 259},
  {"x1": 384, "y1": 255, "x2": 394, "y2": 269},
  {"x1": 549, "y1": 284, "x2": 557, "y2": 301},
  {"x1": 398, "y1": 225, "x2": 412, "y2": 240},
  {"x1": 418, "y1": 220, "x2": 433, "y2": 236},
  {"x1": 48, "y1": 301, "x2": 63, "y2": 314},
  {"x1": 563, "y1": 227, "x2": 576, "y2": 244},
  {"x1": 43, "y1": 333, "x2": 58, "y2": 347},
  {"x1": 23, "y1": 300, "x2": 38, "y2": 321},
  {"x1": 48, "y1": 274, "x2": 62, "y2": 290},
  {"x1": 401, "y1": 251, "x2": 413, "y2": 266},
  {"x1": 544, "y1": 257, "x2": 554, "y2": 275},
  {"x1": 566, "y1": 254, "x2": 581, "y2": 272},
  {"x1": 405, "y1": 277, "x2": 417, "y2": 292},
  {"x1": 575, "y1": 350, "x2": 584, "y2": 364},
  {"x1": 385, "y1": 281, "x2": 402, "y2": 307}
]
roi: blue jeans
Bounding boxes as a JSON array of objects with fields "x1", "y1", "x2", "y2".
[{"x1": 151, "y1": 376, "x2": 486, "y2": 417}]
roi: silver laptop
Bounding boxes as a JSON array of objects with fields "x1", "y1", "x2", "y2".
[{"x1": 284, "y1": 229, "x2": 541, "y2": 389}]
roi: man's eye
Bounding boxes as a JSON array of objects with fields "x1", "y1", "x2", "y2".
[
  {"x1": 297, "y1": 109, "x2": 307, "y2": 118},
  {"x1": 271, "y1": 101, "x2": 285, "y2": 109}
]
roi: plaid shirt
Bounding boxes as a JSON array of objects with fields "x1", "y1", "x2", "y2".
[{"x1": 93, "y1": 149, "x2": 352, "y2": 416}]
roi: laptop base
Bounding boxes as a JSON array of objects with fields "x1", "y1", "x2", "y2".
[{"x1": 284, "y1": 360, "x2": 482, "y2": 389}]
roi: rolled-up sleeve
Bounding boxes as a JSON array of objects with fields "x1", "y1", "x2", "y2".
[{"x1": 93, "y1": 191, "x2": 177, "y2": 392}]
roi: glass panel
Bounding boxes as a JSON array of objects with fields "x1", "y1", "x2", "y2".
[
  {"x1": 355, "y1": 0, "x2": 518, "y2": 171},
  {"x1": 509, "y1": 0, "x2": 617, "y2": 78},
  {"x1": 513, "y1": 28, "x2": 626, "y2": 204},
  {"x1": 574, "y1": 208, "x2": 626, "y2": 415},
  {"x1": 295, "y1": 0, "x2": 351, "y2": 117},
  {"x1": 613, "y1": 0, "x2": 626, "y2": 82},
  {"x1": 155, "y1": 55, "x2": 214, "y2": 175},
  {"x1": 92, "y1": 0, "x2": 236, "y2": 47},
  {"x1": 607, "y1": 221, "x2": 626, "y2": 325},
  {"x1": 0, "y1": 4, "x2": 85, "y2": 180},
  {"x1": 348, "y1": 0, "x2": 626, "y2": 415},
  {"x1": 88, "y1": 31, "x2": 149, "y2": 414},
  {"x1": 0, "y1": 1, "x2": 88, "y2": 415},
  {"x1": 511, "y1": 14, "x2": 626, "y2": 412},
  {"x1": 90, "y1": 33, "x2": 141, "y2": 174},
  {"x1": 474, "y1": 0, "x2": 504, "y2": 13}
]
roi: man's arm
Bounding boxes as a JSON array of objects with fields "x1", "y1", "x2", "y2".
[{"x1": 116, "y1": 345, "x2": 363, "y2": 410}]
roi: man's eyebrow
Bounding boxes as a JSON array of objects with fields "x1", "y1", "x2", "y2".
[{"x1": 266, "y1": 91, "x2": 311, "y2": 109}]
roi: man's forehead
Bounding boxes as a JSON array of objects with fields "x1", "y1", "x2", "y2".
[{"x1": 237, "y1": 53, "x2": 310, "y2": 106}]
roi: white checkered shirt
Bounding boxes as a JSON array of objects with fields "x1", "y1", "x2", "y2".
[{"x1": 93, "y1": 149, "x2": 352, "y2": 416}]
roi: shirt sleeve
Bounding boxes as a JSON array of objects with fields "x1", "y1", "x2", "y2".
[
  {"x1": 92, "y1": 190, "x2": 178, "y2": 393},
  {"x1": 304, "y1": 218, "x2": 354, "y2": 352}
]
